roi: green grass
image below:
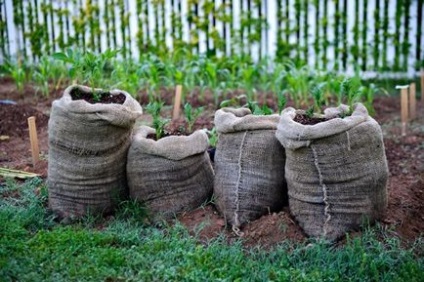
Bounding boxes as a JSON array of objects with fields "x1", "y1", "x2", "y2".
[{"x1": 1, "y1": 178, "x2": 423, "y2": 281}]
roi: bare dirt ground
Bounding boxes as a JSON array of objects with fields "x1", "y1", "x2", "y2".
[{"x1": 1, "y1": 79, "x2": 423, "y2": 248}]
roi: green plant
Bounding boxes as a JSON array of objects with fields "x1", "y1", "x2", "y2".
[
  {"x1": 360, "y1": 83, "x2": 388, "y2": 116},
  {"x1": 340, "y1": 74, "x2": 362, "y2": 113},
  {"x1": 183, "y1": 102, "x2": 204, "y2": 133},
  {"x1": 206, "y1": 127, "x2": 218, "y2": 148},
  {"x1": 33, "y1": 56, "x2": 53, "y2": 97},
  {"x1": 4, "y1": 60, "x2": 26, "y2": 93},
  {"x1": 53, "y1": 48, "x2": 119, "y2": 100},
  {"x1": 145, "y1": 100, "x2": 168, "y2": 139},
  {"x1": 311, "y1": 82, "x2": 326, "y2": 113}
]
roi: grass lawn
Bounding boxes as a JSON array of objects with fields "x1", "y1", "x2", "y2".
[{"x1": 1, "y1": 178, "x2": 423, "y2": 281}]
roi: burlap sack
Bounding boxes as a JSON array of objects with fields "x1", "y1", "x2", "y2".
[
  {"x1": 276, "y1": 103, "x2": 389, "y2": 241},
  {"x1": 127, "y1": 126, "x2": 214, "y2": 220},
  {"x1": 214, "y1": 108, "x2": 287, "y2": 232},
  {"x1": 48, "y1": 85, "x2": 142, "y2": 219}
]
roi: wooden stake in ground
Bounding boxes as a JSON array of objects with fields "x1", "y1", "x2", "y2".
[
  {"x1": 409, "y1": 82, "x2": 416, "y2": 120},
  {"x1": 27, "y1": 117, "x2": 40, "y2": 167},
  {"x1": 396, "y1": 85, "x2": 409, "y2": 136},
  {"x1": 172, "y1": 85, "x2": 183, "y2": 120}
]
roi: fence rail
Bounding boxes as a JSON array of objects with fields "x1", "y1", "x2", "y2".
[{"x1": 0, "y1": 0, "x2": 423, "y2": 75}]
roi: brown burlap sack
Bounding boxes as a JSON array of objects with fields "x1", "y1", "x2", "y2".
[
  {"x1": 127, "y1": 126, "x2": 214, "y2": 221},
  {"x1": 276, "y1": 103, "x2": 389, "y2": 241},
  {"x1": 48, "y1": 85, "x2": 142, "y2": 219},
  {"x1": 214, "y1": 108, "x2": 287, "y2": 233}
]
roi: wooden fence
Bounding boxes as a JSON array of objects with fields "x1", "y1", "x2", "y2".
[{"x1": 0, "y1": 0, "x2": 423, "y2": 74}]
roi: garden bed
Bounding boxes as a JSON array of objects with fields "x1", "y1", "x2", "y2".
[{"x1": 0, "y1": 79, "x2": 423, "y2": 248}]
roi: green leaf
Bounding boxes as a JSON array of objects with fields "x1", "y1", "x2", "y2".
[{"x1": 52, "y1": 52, "x2": 71, "y2": 63}]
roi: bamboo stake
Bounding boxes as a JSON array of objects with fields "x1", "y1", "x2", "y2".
[
  {"x1": 28, "y1": 117, "x2": 40, "y2": 167},
  {"x1": 396, "y1": 85, "x2": 409, "y2": 136},
  {"x1": 0, "y1": 167, "x2": 39, "y2": 179},
  {"x1": 172, "y1": 85, "x2": 183, "y2": 120},
  {"x1": 409, "y1": 82, "x2": 416, "y2": 120}
]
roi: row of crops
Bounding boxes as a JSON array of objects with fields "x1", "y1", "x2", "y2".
[
  {"x1": 1, "y1": 48, "x2": 385, "y2": 116},
  {"x1": 0, "y1": 0, "x2": 423, "y2": 72}
]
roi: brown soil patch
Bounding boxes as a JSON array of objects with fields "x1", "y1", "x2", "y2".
[{"x1": 1, "y1": 80, "x2": 423, "y2": 248}]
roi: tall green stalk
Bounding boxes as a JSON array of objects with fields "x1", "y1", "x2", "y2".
[
  {"x1": 64, "y1": 1, "x2": 71, "y2": 47},
  {"x1": 402, "y1": 0, "x2": 411, "y2": 71},
  {"x1": 27, "y1": 0, "x2": 35, "y2": 59},
  {"x1": 382, "y1": 0, "x2": 389, "y2": 70},
  {"x1": 294, "y1": 0, "x2": 301, "y2": 64},
  {"x1": 12, "y1": 0, "x2": 25, "y2": 59},
  {"x1": 136, "y1": 0, "x2": 144, "y2": 56},
  {"x1": 104, "y1": 0, "x2": 111, "y2": 49},
  {"x1": 41, "y1": 0, "x2": 50, "y2": 54},
  {"x1": 110, "y1": 0, "x2": 117, "y2": 49},
  {"x1": 373, "y1": 0, "x2": 380, "y2": 70},
  {"x1": 314, "y1": 0, "x2": 320, "y2": 69},
  {"x1": 119, "y1": 0, "x2": 127, "y2": 58},
  {"x1": 153, "y1": 0, "x2": 160, "y2": 53},
  {"x1": 333, "y1": 0, "x2": 340, "y2": 70},
  {"x1": 57, "y1": 2, "x2": 65, "y2": 49},
  {"x1": 125, "y1": 0, "x2": 132, "y2": 58},
  {"x1": 394, "y1": 0, "x2": 402, "y2": 71},
  {"x1": 361, "y1": 0, "x2": 368, "y2": 70},
  {"x1": 303, "y1": 0, "x2": 308, "y2": 65},
  {"x1": 0, "y1": 0, "x2": 6, "y2": 59},
  {"x1": 322, "y1": 0, "x2": 329, "y2": 68},
  {"x1": 342, "y1": 0, "x2": 348, "y2": 70},
  {"x1": 1, "y1": 0, "x2": 10, "y2": 59},
  {"x1": 49, "y1": 0, "x2": 55, "y2": 52},
  {"x1": 160, "y1": 0, "x2": 166, "y2": 54},
  {"x1": 143, "y1": 0, "x2": 150, "y2": 50},
  {"x1": 416, "y1": 0, "x2": 423, "y2": 70},
  {"x1": 94, "y1": 0, "x2": 101, "y2": 53},
  {"x1": 352, "y1": 0, "x2": 360, "y2": 66}
]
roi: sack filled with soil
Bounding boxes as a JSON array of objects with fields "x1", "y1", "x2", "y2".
[
  {"x1": 276, "y1": 103, "x2": 389, "y2": 241},
  {"x1": 127, "y1": 126, "x2": 214, "y2": 221},
  {"x1": 48, "y1": 85, "x2": 142, "y2": 219},
  {"x1": 214, "y1": 108, "x2": 287, "y2": 233}
]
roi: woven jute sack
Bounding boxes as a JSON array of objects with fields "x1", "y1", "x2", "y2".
[
  {"x1": 276, "y1": 103, "x2": 389, "y2": 241},
  {"x1": 48, "y1": 85, "x2": 142, "y2": 219},
  {"x1": 214, "y1": 108, "x2": 287, "y2": 233},
  {"x1": 127, "y1": 126, "x2": 214, "y2": 221}
]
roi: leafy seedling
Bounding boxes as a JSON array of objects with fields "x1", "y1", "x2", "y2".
[{"x1": 183, "y1": 103, "x2": 204, "y2": 133}]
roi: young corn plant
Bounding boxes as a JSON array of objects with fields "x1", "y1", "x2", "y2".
[
  {"x1": 360, "y1": 83, "x2": 388, "y2": 116},
  {"x1": 283, "y1": 62, "x2": 311, "y2": 109},
  {"x1": 183, "y1": 103, "x2": 204, "y2": 133},
  {"x1": 145, "y1": 101, "x2": 168, "y2": 140},
  {"x1": 53, "y1": 48, "x2": 119, "y2": 101},
  {"x1": 311, "y1": 82, "x2": 326, "y2": 114},
  {"x1": 340, "y1": 75, "x2": 362, "y2": 114},
  {"x1": 33, "y1": 56, "x2": 52, "y2": 97},
  {"x1": 4, "y1": 60, "x2": 26, "y2": 94}
]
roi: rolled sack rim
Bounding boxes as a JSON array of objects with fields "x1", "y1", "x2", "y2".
[
  {"x1": 131, "y1": 125, "x2": 210, "y2": 161},
  {"x1": 51, "y1": 84, "x2": 143, "y2": 127},
  {"x1": 276, "y1": 103, "x2": 374, "y2": 149},
  {"x1": 55, "y1": 84, "x2": 143, "y2": 114},
  {"x1": 215, "y1": 107, "x2": 280, "y2": 133}
]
